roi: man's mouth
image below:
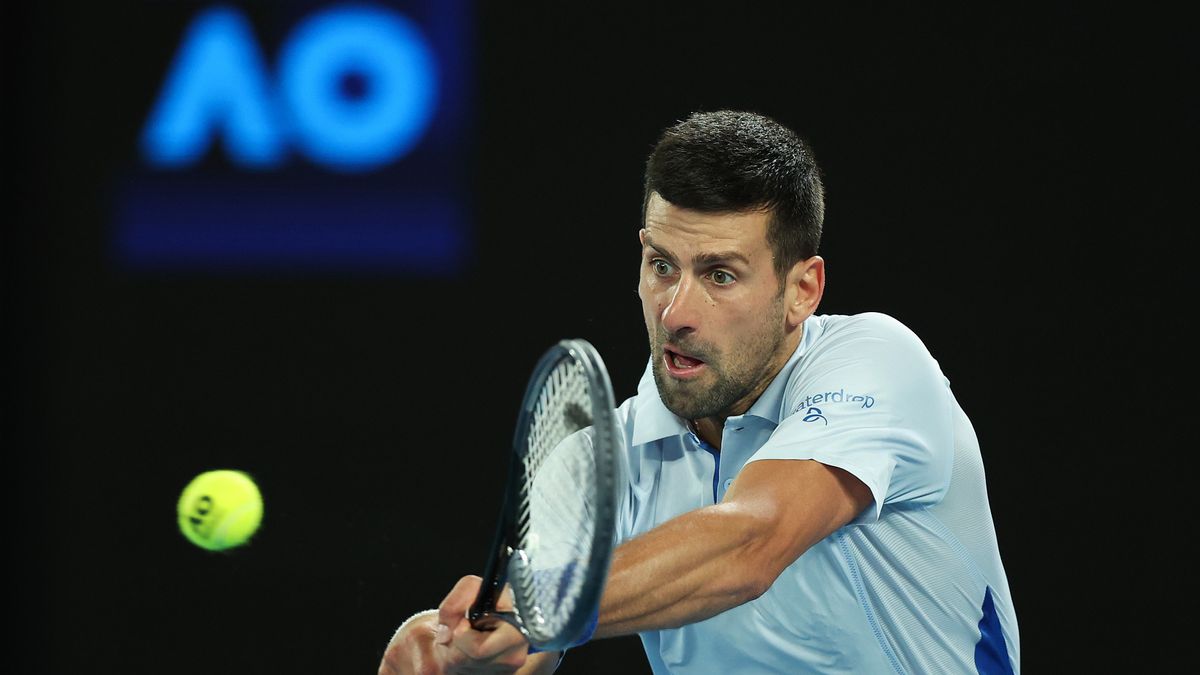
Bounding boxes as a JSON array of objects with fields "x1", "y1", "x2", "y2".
[{"x1": 663, "y1": 347, "x2": 706, "y2": 377}]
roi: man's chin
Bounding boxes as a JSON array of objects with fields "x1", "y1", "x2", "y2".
[{"x1": 654, "y1": 375, "x2": 707, "y2": 419}]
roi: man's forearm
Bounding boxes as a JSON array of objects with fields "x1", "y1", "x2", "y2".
[{"x1": 595, "y1": 502, "x2": 775, "y2": 638}]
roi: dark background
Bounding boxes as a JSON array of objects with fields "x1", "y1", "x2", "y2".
[{"x1": 8, "y1": 2, "x2": 1192, "y2": 673}]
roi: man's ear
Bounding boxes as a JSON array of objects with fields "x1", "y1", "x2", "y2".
[{"x1": 784, "y1": 256, "x2": 825, "y2": 328}]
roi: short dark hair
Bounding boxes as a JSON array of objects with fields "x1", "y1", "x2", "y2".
[{"x1": 642, "y1": 110, "x2": 825, "y2": 279}]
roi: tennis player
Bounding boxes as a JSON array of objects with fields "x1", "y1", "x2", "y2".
[{"x1": 379, "y1": 110, "x2": 1020, "y2": 674}]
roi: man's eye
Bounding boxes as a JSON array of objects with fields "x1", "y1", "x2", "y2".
[
  {"x1": 652, "y1": 260, "x2": 673, "y2": 276},
  {"x1": 711, "y1": 270, "x2": 735, "y2": 285}
]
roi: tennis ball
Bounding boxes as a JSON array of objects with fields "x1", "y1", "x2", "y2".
[{"x1": 177, "y1": 470, "x2": 263, "y2": 551}]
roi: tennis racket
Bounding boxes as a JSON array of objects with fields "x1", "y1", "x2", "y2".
[{"x1": 468, "y1": 338, "x2": 621, "y2": 652}]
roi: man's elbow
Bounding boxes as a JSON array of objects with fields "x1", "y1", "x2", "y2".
[
  {"x1": 712, "y1": 553, "x2": 782, "y2": 609},
  {"x1": 743, "y1": 560, "x2": 783, "y2": 602}
]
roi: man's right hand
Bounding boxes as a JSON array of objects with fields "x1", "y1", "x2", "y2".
[{"x1": 377, "y1": 575, "x2": 560, "y2": 675}]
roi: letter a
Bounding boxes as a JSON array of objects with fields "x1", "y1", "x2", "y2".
[{"x1": 141, "y1": 7, "x2": 284, "y2": 167}]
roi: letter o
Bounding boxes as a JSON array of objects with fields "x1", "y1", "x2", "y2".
[{"x1": 278, "y1": 6, "x2": 438, "y2": 171}]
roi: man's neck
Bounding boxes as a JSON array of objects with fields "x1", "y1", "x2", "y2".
[{"x1": 691, "y1": 417, "x2": 726, "y2": 451}]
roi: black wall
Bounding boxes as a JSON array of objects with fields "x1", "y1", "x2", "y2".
[{"x1": 10, "y1": 2, "x2": 1191, "y2": 672}]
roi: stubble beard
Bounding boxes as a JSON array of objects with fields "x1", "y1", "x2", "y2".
[{"x1": 650, "y1": 301, "x2": 788, "y2": 422}]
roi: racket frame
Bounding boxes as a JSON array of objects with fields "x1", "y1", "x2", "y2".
[{"x1": 467, "y1": 339, "x2": 619, "y2": 651}]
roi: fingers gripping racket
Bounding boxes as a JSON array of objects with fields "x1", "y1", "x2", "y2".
[{"x1": 468, "y1": 339, "x2": 620, "y2": 652}]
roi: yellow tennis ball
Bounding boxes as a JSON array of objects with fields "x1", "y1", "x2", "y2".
[{"x1": 177, "y1": 469, "x2": 263, "y2": 551}]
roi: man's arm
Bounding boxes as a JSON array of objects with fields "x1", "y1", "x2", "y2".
[
  {"x1": 596, "y1": 458, "x2": 872, "y2": 638},
  {"x1": 380, "y1": 457, "x2": 871, "y2": 671}
]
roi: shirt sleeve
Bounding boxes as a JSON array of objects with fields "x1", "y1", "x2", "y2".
[{"x1": 746, "y1": 313, "x2": 955, "y2": 523}]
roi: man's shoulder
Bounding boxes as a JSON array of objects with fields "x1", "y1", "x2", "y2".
[
  {"x1": 814, "y1": 310, "x2": 917, "y2": 338},
  {"x1": 808, "y1": 311, "x2": 931, "y2": 357},
  {"x1": 787, "y1": 312, "x2": 942, "y2": 394}
]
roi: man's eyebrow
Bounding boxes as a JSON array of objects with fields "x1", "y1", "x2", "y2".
[
  {"x1": 694, "y1": 250, "x2": 751, "y2": 267},
  {"x1": 642, "y1": 236, "x2": 675, "y2": 261},
  {"x1": 642, "y1": 236, "x2": 750, "y2": 267}
]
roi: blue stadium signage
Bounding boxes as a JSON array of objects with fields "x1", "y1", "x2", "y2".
[{"x1": 116, "y1": 1, "x2": 472, "y2": 273}]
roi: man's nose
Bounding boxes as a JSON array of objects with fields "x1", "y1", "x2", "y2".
[{"x1": 660, "y1": 275, "x2": 703, "y2": 335}]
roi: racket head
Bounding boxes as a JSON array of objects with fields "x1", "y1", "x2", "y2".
[{"x1": 470, "y1": 338, "x2": 620, "y2": 651}]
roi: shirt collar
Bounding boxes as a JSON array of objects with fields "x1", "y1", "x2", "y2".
[{"x1": 630, "y1": 361, "x2": 691, "y2": 446}]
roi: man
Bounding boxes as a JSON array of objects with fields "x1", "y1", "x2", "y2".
[{"x1": 379, "y1": 110, "x2": 1020, "y2": 674}]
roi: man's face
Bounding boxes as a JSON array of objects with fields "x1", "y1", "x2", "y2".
[{"x1": 638, "y1": 193, "x2": 800, "y2": 422}]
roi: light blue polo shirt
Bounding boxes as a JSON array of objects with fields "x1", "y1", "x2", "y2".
[{"x1": 612, "y1": 312, "x2": 1019, "y2": 674}]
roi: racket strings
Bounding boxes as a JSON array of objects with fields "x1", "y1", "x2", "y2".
[{"x1": 512, "y1": 358, "x2": 599, "y2": 638}]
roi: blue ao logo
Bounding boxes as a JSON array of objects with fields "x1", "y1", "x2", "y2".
[
  {"x1": 116, "y1": 1, "x2": 472, "y2": 272},
  {"x1": 142, "y1": 4, "x2": 439, "y2": 172}
]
